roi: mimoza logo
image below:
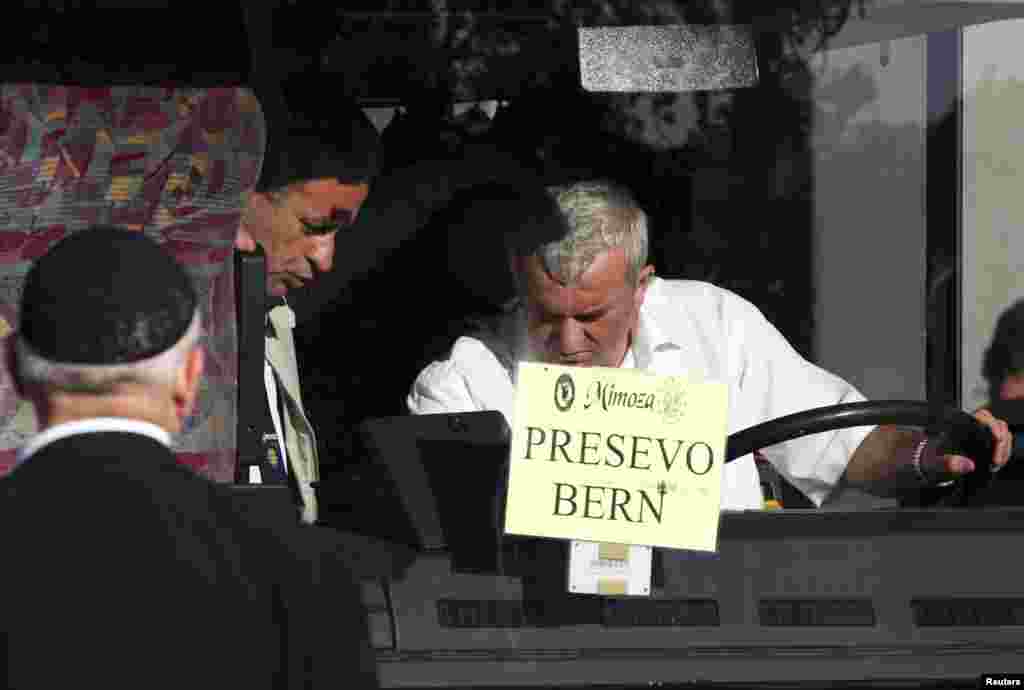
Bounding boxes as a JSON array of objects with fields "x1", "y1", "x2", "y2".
[
  {"x1": 583, "y1": 379, "x2": 656, "y2": 412},
  {"x1": 554, "y1": 373, "x2": 576, "y2": 411}
]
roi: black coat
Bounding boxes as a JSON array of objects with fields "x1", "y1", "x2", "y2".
[{"x1": 0, "y1": 431, "x2": 378, "y2": 689}]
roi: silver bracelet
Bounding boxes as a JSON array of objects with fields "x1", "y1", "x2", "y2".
[
  {"x1": 911, "y1": 438, "x2": 928, "y2": 482},
  {"x1": 912, "y1": 437, "x2": 956, "y2": 487}
]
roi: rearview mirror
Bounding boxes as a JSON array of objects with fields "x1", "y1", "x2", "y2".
[{"x1": 578, "y1": 24, "x2": 759, "y2": 92}]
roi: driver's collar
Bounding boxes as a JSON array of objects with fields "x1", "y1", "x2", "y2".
[{"x1": 631, "y1": 277, "x2": 682, "y2": 370}]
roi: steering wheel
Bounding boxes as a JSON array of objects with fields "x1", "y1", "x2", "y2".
[{"x1": 724, "y1": 401, "x2": 999, "y2": 507}]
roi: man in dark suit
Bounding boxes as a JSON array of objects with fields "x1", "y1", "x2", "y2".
[
  {"x1": 1, "y1": 226, "x2": 378, "y2": 689},
  {"x1": 233, "y1": 113, "x2": 378, "y2": 525}
]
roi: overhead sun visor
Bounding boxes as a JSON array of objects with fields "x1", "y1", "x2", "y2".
[
  {"x1": 0, "y1": 4, "x2": 251, "y2": 86},
  {"x1": 578, "y1": 24, "x2": 759, "y2": 92}
]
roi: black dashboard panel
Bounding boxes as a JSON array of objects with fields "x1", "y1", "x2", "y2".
[{"x1": 362, "y1": 508, "x2": 1024, "y2": 688}]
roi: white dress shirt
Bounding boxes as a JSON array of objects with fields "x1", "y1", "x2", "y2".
[
  {"x1": 408, "y1": 278, "x2": 875, "y2": 509},
  {"x1": 17, "y1": 417, "x2": 172, "y2": 466}
]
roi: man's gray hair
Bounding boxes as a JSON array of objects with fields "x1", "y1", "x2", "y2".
[
  {"x1": 538, "y1": 179, "x2": 649, "y2": 286},
  {"x1": 15, "y1": 310, "x2": 203, "y2": 395}
]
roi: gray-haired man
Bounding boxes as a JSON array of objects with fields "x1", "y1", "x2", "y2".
[{"x1": 409, "y1": 179, "x2": 1012, "y2": 507}]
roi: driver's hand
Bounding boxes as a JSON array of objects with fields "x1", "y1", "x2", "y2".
[{"x1": 927, "y1": 408, "x2": 1012, "y2": 480}]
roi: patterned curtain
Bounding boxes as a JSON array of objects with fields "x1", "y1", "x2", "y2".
[{"x1": 0, "y1": 85, "x2": 266, "y2": 482}]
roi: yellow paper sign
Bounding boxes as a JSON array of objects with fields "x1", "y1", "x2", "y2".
[{"x1": 504, "y1": 362, "x2": 729, "y2": 552}]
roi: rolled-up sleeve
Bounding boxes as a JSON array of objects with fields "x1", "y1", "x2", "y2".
[
  {"x1": 407, "y1": 337, "x2": 516, "y2": 423},
  {"x1": 408, "y1": 359, "x2": 478, "y2": 415}
]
